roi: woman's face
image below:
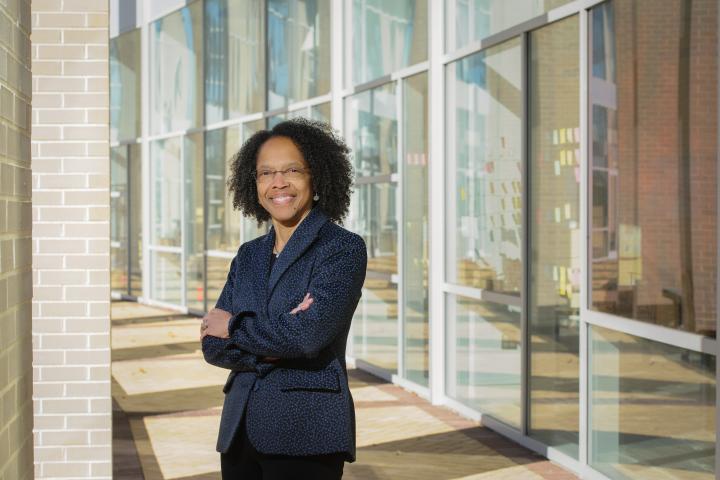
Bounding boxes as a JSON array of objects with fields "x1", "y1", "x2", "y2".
[{"x1": 255, "y1": 136, "x2": 314, "y2": 226}]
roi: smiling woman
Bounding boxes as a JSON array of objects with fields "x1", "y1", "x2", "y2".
[
  {"x1": 200, "y1": 118, "x2": 366, "y2": 480},
  {"x1": 227, "y1": 118, "x2": 354, "y2": 228}
]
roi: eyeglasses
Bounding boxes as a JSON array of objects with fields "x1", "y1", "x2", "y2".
[{"x1": 254, "y1": 167, "x2": 311, "y2": 183}]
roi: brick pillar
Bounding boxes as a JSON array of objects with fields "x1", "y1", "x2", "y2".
[
  {"x1": 0, "y1": 0, "x2": 34, "y2": 479},
  {"x1": 31, "y1": 0, "x2": 112, "y2": 478}
]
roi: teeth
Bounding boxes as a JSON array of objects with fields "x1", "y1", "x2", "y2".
[{"x1": 271, "y1": 195, "x2": 294, "y2": 205}]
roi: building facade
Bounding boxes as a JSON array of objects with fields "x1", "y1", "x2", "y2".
[{"x1": 109, "y1": 1, "x2": 719, "y2": 479}]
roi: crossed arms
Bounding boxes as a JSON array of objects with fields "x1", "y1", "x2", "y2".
[{"x1": 200, "y1": 239, "x2": 366, "y2": 372}]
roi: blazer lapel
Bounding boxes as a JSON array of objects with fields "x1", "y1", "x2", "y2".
[
  {"x1": 248, "y1": 228, "x2": 274, "y2": 316},
  {"x1": 267, "y1": 208, "x2": 329, "y2": 299}
]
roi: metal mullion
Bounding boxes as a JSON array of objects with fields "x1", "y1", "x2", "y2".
[
  {"x1": 585, "y1": 309, "x2": 717, "y2": 356},
  {"x1": 140, "y1": 0, "x2": 152, "y2": 303},
  {"x1": 389, "y1": 61, "x2": 429, "y2": 82},
  {"x1": 148, "y1": 245, "x2": 182, "y2": 254},
  {"x1": 206, "y1": 250, "x2": 236, "y2": 259},
  {"x1": 204, "y1": 112, "x2": 264, "y2": 135},
  {"x1": 125, "y1": 143, "x2": 132, "y2": 297},
  {"x1": 110, "y1": 137, "x2": 141, "y2": 148},
  {"x1": 285, "y1": 94, "x2": 333, "y2": 113},
  {"x1": 520, "y1": 29, "x2": 531, "y2": 438},
  {"x1": 427, "y1": 0, "x2": 446, "y2": 406},
  {"x1": 180, "y1": 137, "x2": 187, "y2": 308},
  {"x1": 330, "y1": 0, "x2": 344, "y2": 133},
  {"x1": 354, "y1": 174, "x2": 393, "y2": 185},
  {"x1": 579, "y1": 5, "x2": 590, "y2": 469},
  {"x1": 147, "y1": 126, "x2": 205, "y2": 143},
  {"x1": 202, "y1": 130, "x2": 208, "y2": 313},
  {"x1": 442, "y1": 283, "x2": 522, "y2": 308},
  {"x1": 397, "y1": 77, "x2": 405, "y2": 381}
]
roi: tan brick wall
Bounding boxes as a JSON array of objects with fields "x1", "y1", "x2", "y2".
[
  {"x1": 31, "y1": 0, "x2": 112, "y2": 477},
  {"x1": 0, "y1": 0, "x2": 34, "y2": 478}
]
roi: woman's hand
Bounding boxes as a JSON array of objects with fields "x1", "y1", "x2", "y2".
[
  {"x1": 290, "y1": 293, "x2": 313, "y2": 314},
  {"x1": 200, "y1": 308, "x2": 233, "y2": 340},
  {"x1": 261, "y1": 294, "x2": 313, "y2": 362}
]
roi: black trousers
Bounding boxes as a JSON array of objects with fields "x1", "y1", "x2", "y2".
[{"x1": 220, "y1": 420, "x2": 345, "y2": 480}]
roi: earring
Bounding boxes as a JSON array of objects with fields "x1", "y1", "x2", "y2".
[{"x1": 313, "y1": 193, "x2": 320, "y2": 201}]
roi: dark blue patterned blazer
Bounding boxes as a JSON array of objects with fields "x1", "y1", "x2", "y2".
[{"x1": 201, "y1": 207, "x2": 367, "y2": 461}]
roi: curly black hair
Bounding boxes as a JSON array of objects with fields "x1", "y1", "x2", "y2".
[{"x1": 227, "y1": 118, "x2": 354, "y2": 224}]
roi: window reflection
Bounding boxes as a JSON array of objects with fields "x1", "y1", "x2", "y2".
[
  {"x1": 268, "y1": 0, "x2": 330, "y2": 109},
  {"x1": 151, "y1": 138, "x2": 183, "y2": 247},
  {"x1": 110, "y1": 29, "x2": 140, "y2": 142},
  {"x1": 589, "y1": 0, "x2": 717, "y2": 338},
  {"x1": 185, "y1": 134, "x2": 205, "y2": 311},
  {"x1": 402, "y1": 72, "x2": 429, "y2": 386},
  {"x1": 350, "y1": 183, "x2": 399, "y2": 372},
  {"x1": 128, "y1": 144, "x2": 143, "y2": 298},
  {"x1": 204, "y1": 0, "x2": 265, "y2": 123},
  {"x1": 446, "y1": 294, "x2": 522, "y2": 427},
  {"x1": 445, "y1": 38, "x2": 522, "y2": 294},
  {"x1": 111, "y1": 146, "x2": 128, "y2": 293},
  {"x1": 150, "y1": 2, "x2": 204, "y2": 134},
  {"x1": 528, "y1": 16, "x2": 580, "y2": 459},
  {"x1": 445, "y1": 0, "x2": 573, "y2": 53},
  {"x1": 351, "y1": 0, "x2": 427, "y2": 85},
  {"x1": 345, "y1": 83, "x2": 398, "y2": 176},
  {"x1": 590, "y1": 325, "x2": 715, "y2": 479}
]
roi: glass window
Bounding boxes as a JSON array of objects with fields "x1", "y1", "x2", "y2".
[
  {"x1": 590, "y1": 325, "x2": 715, "y2": 479},
  {"x1": 110, "y1": 29, "x2": 141, "y2": 142},
  {"x1": 267, "y1": 0, "x2": 330, "y2": 110},
  {"x1": 286, "y1": 102, "x2": 332, "y2": 124},
  {"x1": 150, "y1": 2, "x2": 204, "y2": 134},
  {"x1": 345, "y1": 83, "x2": 398, "y2": 176},
  {"x1": 350, "y1": 182, "x2": 398, "y2": 372},
  {"x1": 204, "y1": 0, "x2": 265, "y2": 124},
  {"x1": 151, "y1": 137, "x2": 183, "y2": 247},
  {"x1": 528, "y1": 15, "x2": 580, "y2": 459},
  {"x1": 445, "y1": 0, "x2": 574, "y2": 53},
  {"x1": 152, "y1": 252, "x2": 182, "y2": 305},
  {"x1": 206, "y1": 125, "x2": 243, "y2": 252},
  {"x1": 589, "y1": 0, "x2": 718, "y2": 338},
  {"x1": 402, "y1": 72, "x2": 429, "y2": 386},
  {"x1": 445, "y1": 37, "x2": 522, "y2": 294},
  {"x1": 350, "y1": 0, "x2": 427, "y2": 86},
  {"x1": 446, "y1": 294, "x2": 521, "y2": 427},
  {"x1": 111, "y1": 146, "x2": 128, "y2": 293},
  {"x1": 184, "y1": 133, "x2": 205, "y2": 311},
  {"x1": 444, "y1": 37, "x2": 522, "y2": 423},
  {"x1": 310, "y1": 102, "x2": 331, "y2": 124},
  {"x1": 128, "y1": 143, "x2": 143, "y2": 298},
  {"x1": 206, "y1": 255, "x2": 232, "y2": 310}
]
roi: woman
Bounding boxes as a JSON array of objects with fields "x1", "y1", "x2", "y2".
[{"x1": 200, "y1": 118, "x2": 366, "y2": 480}]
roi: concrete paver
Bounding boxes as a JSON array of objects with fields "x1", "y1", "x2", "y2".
[{"x1": 111, "y1": 301, "x2": 577, "y2": 479}]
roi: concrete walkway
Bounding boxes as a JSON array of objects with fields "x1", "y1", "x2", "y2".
[{"x1": 111, "y1": 301, "x2": 577, "y2": 480}]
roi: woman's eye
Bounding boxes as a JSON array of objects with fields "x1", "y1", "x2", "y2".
[
  {"x1": 259, "y1": 171, "x2": 273, "y2": 177},
  {"x1": 287, "y1": 168, "x2": 300, "y2": 174}
]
